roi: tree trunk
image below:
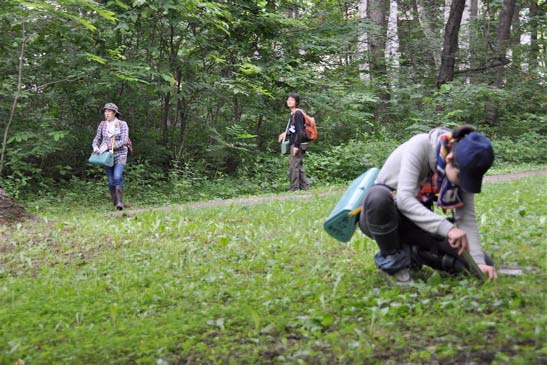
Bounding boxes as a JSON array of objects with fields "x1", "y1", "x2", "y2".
[
  {"x1": 385, "y1": 0, "x2": 400, "y2": 75},
  {"x1": 0, "y1": 25, "x2": 26, "y2": 177},
  {"x1": 255, "y1": 114, "x2": 264, "y2": 151},
  {"x1": 468, "y1": 0, "x2": 480, "y2": 83},
  {"x1": 528, "y1": 0, "x2": 539, "y2": 71},
  {"x1": 0, "y1": 188, "x2": 30, "y2": 225},
  {"x1": 459, "y1": 0, "x2": 472, "y2": 82},
  {"x1": 161, "y1": 92, "x2": 170, "y2": 145},
  {"x1": 494, "y1": 0, "x2": 517, "y2": 88},
  {"x1": 233, "y1": 95, "x2": 241, "y2": 123},
  {"x1": 368, "y1": 0, "x2": 387, "y2": 78},
  {"x1": 358, "y1": 0, "x2": 370, "y2": 81},
  {"x1": 437, "y1": 0, "x2": 466, "y2": 87},
  {"x1": 368, "y1": 0, "x2": 390, "y2": 106},
  {"x1": 510, "y1": 5, "x2": 521, "y2": 70},
  {"x1": 415, "y1": 0, "x2": 442, "y2": 67},
  {"x1": 483, "y1": 0, "x2": 517, "y2": 126}
]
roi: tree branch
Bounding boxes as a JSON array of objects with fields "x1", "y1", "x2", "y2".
[
  {"x1": 0, "y1": 24, "x2": 26, "y2": 177},
  {"x1": 453, "y1": 57, "x2": 511, "y2": 75}
]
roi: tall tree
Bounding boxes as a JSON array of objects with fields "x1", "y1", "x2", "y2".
[
  {"x1": 368, "y1": 0, "x2": 388, "y2": 78},
  {"x1": 386, "y1": 0, "x2": 401, "y2": 78},
  {"x1": 414, "y1": 0, "x2": 442, "y2": 67},
  {"x1": 0, "y1": 24, "x2": 25, "y2": 177},
  {"x1": 358, "y1": 0, "x2": 371, "y2": 80},
  {"x1": 494, "y1": 0, "x2": 517, "y2": 87},
  {"x1": 528, "y1": 0, "x2": 539, "y2": 70},
  {"x1": 437, "y1": 0, "x2": 466, "y2": 87}
]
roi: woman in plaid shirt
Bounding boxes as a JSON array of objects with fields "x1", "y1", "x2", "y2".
[{"x1": 91, "y1": 103, "x2": 129, "y2": 210}]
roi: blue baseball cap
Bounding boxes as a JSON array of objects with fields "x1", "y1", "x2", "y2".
[{"x1": 454, "y1": 131, "x2": 494, "y2": 193}]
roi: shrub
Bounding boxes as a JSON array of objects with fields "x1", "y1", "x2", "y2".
[
  {"x1": 307, "y1": 134, "x2": 399, "y2": 183},
  {"x1": 491, "y1": 132, "x2": 547, "y2": 164}
]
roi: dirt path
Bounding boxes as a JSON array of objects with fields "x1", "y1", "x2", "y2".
[{"x1": 126, "y1": 169, "x2": 547, "y2": 214}]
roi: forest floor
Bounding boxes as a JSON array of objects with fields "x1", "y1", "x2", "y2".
[{"x1": 126, "y1": 169, "x2": 547, "y2": 214}]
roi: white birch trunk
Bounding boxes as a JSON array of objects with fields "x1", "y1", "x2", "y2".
[
  {"x1": 385, "y1": 0, "x2": 400, "y2": 89},
  {"x1": 460, "y1": 0, "x2": 471, "y2": 82},
  {"x1": 358, "y1": 0, "x2": 370, "y2": 81},
  {"x1": 519, "y1": 8, "x2": 531, "y2": 72}
]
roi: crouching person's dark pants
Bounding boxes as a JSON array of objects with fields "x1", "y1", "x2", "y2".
[{"x1": 358, "y1": 185, "x2": 492, "y2": 274}]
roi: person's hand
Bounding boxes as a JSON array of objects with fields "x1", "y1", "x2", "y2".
[
  {"x1": 447, "y1": 227, "x2": 469, "y2": 256},
  {"x1": 92, "y1": 147, "x2": 100, "y2": 154},
  {"x1": 478, "y1": 264, "x2": 498, "y2": 280},
  {"x1": 278, "y1": 132, "x2": 286, "y2": 143},
  {"x1": 291, "y1": 146, "x2": 299, "y2": 156},
  {"x1": 98, "y1": 144, "x2": 108, "y2": 154}
]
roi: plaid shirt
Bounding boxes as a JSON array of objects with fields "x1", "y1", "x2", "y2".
[{"x1": 92, "y1": 119, "x2": 129, "y2": 164}]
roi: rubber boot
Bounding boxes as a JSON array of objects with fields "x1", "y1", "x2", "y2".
[
  {"x1": 115, "y1": 186, "x2": 124, "y2": 211},
  {"x1": 109, "y1": 186, "x2": 116, "y2": 207},
  {"x1": 416, "y1": 249, "x2": 466, "y2": 274},
  {"x1": 373, "y1": 229, "x2": 401, "y2": 257}
]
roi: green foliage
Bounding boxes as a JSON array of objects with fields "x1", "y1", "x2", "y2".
[
  {"x1": 1, "y1": 176, "x2": 545, "y2": 364},
  {"x1": 492, "y1": 132, "x2": 547, "y2": 164},
  {"x1": 0, "y1": 0, "x2": 545, "y2": 201},
  {"x1": 307, "y1": 135, "x2": 399, "y2": 183}
]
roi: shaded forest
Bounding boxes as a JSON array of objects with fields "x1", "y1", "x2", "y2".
[{"x1": 0, "y1": 0, "x2": 545, "y2": 197}]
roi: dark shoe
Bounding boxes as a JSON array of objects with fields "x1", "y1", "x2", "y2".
[
  {"x1": 115, "y1": 186, "x2": 124, "y2": 211},
  {"x1": 386, "y1": 268, "x2": 413, "y2": 286}
]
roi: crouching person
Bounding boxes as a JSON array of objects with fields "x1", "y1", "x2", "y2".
[{"x1": 358, "y1": 125, "x2": 497, "y2": 284}]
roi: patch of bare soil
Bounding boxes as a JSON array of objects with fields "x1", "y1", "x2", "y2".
[
  {"x1": 483, "y1": 169, "x2": 547, "y2": 182},
  {"x1": 0, "y1": 188, "x2": 34, "y2": 225}
]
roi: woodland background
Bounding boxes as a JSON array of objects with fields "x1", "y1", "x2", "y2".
[
  {"x1": 0, "y1": 0, "x2": 545, "y2": 200},
  {"x1": 0, "y1": 2, "x2": 546, "y2": 363}
]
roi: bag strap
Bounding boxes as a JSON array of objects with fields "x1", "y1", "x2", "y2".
[
  {"x1": 283, "y1": 118, "x2": 290, "y2": 142},
  {"x1": 110, "y1": 135, "x2": 115, "y2": 153}
]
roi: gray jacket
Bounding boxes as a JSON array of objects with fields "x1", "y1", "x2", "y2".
[{"x1": 375, "y1": 128, "x2": 486, "y2": 265}]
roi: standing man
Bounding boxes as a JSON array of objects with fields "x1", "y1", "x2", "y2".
[{"x1": 277, "y1": 92, "x2": 310, "y2": 191}]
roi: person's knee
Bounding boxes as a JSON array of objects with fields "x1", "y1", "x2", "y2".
[
  {"x1": 363, "y1": 185, "x2": 397, "y2": 223},
  {"x1": 359, "y1": 185, "x2": 398, "y2": 236},
  {"x1": 364, "y1": 185, "x2": 394, "y2": 211},
  {"x1": 112, "y1": 173, "x2": 124, "y2": 186}
]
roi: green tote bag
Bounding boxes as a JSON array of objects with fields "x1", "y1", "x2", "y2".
[
  {"x1": 88, "y1": 136, "x2": 115, "y2": 167},
  {"x1": 280, "y1": 119, "x2": 290, "y2": 155}
]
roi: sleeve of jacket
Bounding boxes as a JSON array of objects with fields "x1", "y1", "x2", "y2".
[
  {"x1": 92, "y1": 121, "x2": 104, "y2": 149},
  {"x1": 293, "y1": 110, "x2": 306, "y2": 148},
  {"x1": 455, "y1": 192, "x2": 486, "y2": 265}
]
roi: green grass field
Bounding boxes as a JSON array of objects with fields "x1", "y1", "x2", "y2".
[{"x1": 1, "y1": 175, "x2": 546, "y2": 364}]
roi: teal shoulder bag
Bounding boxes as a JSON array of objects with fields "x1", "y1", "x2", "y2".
[
  {"x1": 280, "y1": 118, "x2": 290, "y2": 155},
  {"x1": 89, "y1": 135, "x2": 115, "y2": 167}
]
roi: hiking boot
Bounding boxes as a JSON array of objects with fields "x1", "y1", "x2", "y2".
[
  {"x1": 115, "y1": 186, "x2": 124, "y2": 211},
  {"x1": 109, "y1": 186, "x2": 116, "y2": 207}
]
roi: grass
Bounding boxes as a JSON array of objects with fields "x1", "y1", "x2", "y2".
[{"x1": 1, "y1": 175, "x2": 546, "y2": 364}]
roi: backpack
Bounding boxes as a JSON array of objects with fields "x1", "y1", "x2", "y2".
[{"x1": 297, "y1": 109, "x2": 318, "y2": 141}]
